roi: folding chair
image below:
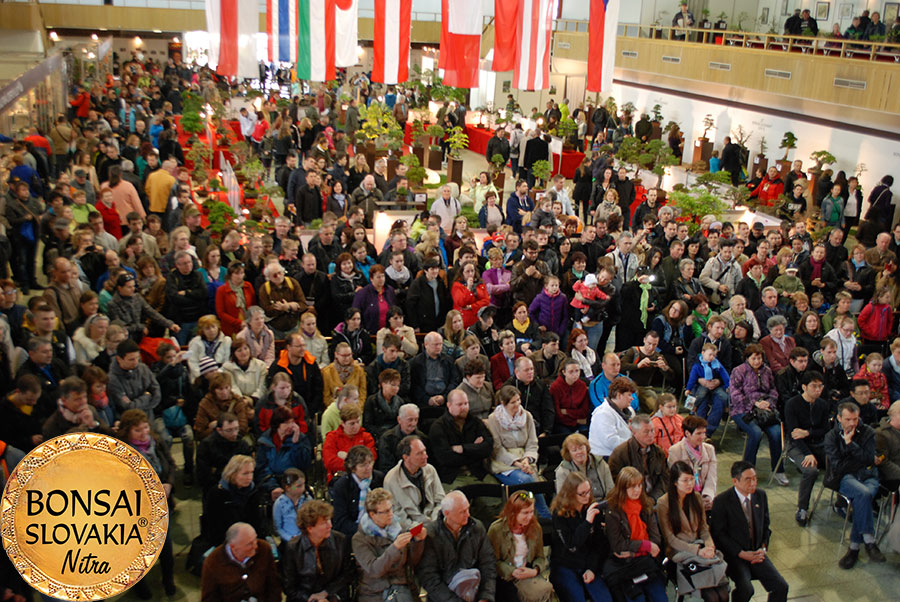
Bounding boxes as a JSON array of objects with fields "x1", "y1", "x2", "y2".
[
  {"x1": 767, "y1": 422, "x2": 789, "y2": 487},
  {"x1": 808, "y1": 458, "x2": 889, "y2": 546}
]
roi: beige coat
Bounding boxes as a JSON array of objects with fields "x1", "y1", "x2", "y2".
[
  {"x1": 655, "y1": 492, "x2": 714, "y2": 558},
  {"x1": 383, "y1": 461, "x2": 446, "y2": 530},
  {"x1": 485, "y1": 409, "x2": 539, "y2": 474},
  {"x1": 667, "y1": 439, "x2": 718, "y2": 501}
]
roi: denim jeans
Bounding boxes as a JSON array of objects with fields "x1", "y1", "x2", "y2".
[
  {"x1": 585, "y1": 322, "x2": 604, "y2": 354},
  {"x1": 634, "y1": 577, "x2": 669, "y2": 602},
  {"x1": 174, "y1": 321, "x2": 197, "y2": 346},
  {"x1": 510, "y1": 156, "x2": 519, "y2": 179},
  {"x1": 731, "y1": 412, "x2": 783, "y2": 472},
  {"x1": 550, "y1": 565, "x2": 613, "y2": 602},
  {"x1": 693, "y1": 385, "x2": 728, "y2": 433},
  {"x1": 495, "y1": 469, "x2": 551, "y2": 518},
  {"x1": 839, "y1": 474, "x2": 880, "y2": 544}
]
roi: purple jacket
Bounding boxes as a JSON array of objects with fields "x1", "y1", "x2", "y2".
[
  {"x1": 728, "y1": 362, "x2": 777, "y2": 416},
  {"x1": 528, "y1": 291, "x2": 570, "y2": 338},
  {"x1": 483, "y1": 267, "x2": 512, "y2": 307},
  {"x1": 352, "y1": 283, "x2": 397, "y2": 333}
]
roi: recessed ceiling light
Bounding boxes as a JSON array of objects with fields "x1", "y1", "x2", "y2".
[{"x1": 153, "y1": 29, "x2": 162, "y2": 34}]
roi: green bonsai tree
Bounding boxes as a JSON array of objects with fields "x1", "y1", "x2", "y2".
[
  {"x1": 447, "y1": 126, "x2": 469, "y2": 160},
  {"x1": 640, "y1": 139, "x2": 679, "y2": 188},
  {"x1": 426, "y1": 124, "x2": 445, "y2": 151},
  {"x1": 616, "y1": 137, "x2": 644, "y2": 170},
  {"x1": 666, "y1": 185, "x2": 730, "y2": 234},
  {"x1": 490, "y1": 153, "x2": 506, "y2": 176},
  {"x1": 759, "y1": 136, "x2": 768, "y2": 156},
  {"x1": 556, "y1": 117, "x2": 578, "y2": 141},
  {"x1": 185, "y1": 141, "x2": 212, "y2": 183},
  {"x1": 779, "y1": 131, "x2": 797, "y2": 160},
  {"x1": 400, "y1": 153, "x2": 426, "y2": 187},
  {"x1": 531, "y1": 159, "x2": 552, "y2": 187},
  {"x1": 651, "y1": 104, "x2": 664, "y2": 123},
  {"x1": 809, "y1": 150, "x2": 836, "y2": 174}
]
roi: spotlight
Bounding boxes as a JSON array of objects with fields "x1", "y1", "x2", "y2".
[
  {"x1": 49, "y1": 31, "x2": 59, "y2": 41},
  {"x1": 91, "y1": 33, "x2": 99, "y2": 41}
]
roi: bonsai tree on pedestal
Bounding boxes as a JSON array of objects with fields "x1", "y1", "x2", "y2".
[
  {"x1": 426, "y1": 124, "x2": 445, "y2": 170},
  {"x1": 180, "y1": 90, "x2": 207, "y2": 146},
  {"x1": 446, "y1": 126, "x2": 469, "y2": 185},
  {"x1": 779, "y1": 132, "x2": 797, "y2": 160},
  {"x1": 701, "y1": 114, "x2": 715, "y2": 139},
  {"x1": 531, "y1": 159, "x2": 552, "y2": 190},
  {"x1": 731, "y1": 125, "x2": 753, "y2": 171},
  {"x1": 185, "y1": 140, "x2": 212, "y2": 184},
  {"x1": 491, "y1": 153, "x2": 507, "y2": 190},
  {"x1": 641, "y1": 139, "x2": 679, "y2": 190},
  {"x1": 400, "y1": 153, "x2": 427, "y2": 190},
  {"x1": 666, "y1": 179, "x2": 730, "y2": 235},
  {"x1": 809, "y1": 150, "x2": 836, "y2": 175},
  {"x1": 556, "y1": 117, "x2": 578, "y2": 149}
]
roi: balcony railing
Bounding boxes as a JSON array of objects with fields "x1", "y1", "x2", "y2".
[{"x1": 618, "y1": 24, "x2": 900, "y2": 63}]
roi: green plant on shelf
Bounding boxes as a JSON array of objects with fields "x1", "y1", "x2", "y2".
[
  {"x1": 204, "y1": 199, "x2": 238, "y2": 237},
  {"x1": 759, "y1": 136, "x2": 768, "y2": 156},
  {"x1": 447, "y1": 126, "x2": 469, "y2": 160},
  {"x1": 490, "y1": 153, "x2": 506, "y2": 177},
  {"x1": 556, "y1": 117, "x2": 578, "y2": 141},
  {"x1": 185, "y1": 141, "x2": 212, "y2": 183},
  {"x1": 809, "y1": 150, "x2": 837, "y2": 174},
  {"x1": 400, "y1": 153, "x2": 426, "y2": 187},
  {"x1": 426, "y1": 125, "x2": 445, "y2": 151},
  {"x1": 651, "y1": 104, "x2": 664, "y2": 123}
]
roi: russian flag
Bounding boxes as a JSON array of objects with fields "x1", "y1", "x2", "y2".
[
  {"x1": 587, "y1": 0, "x2": 620, "y2": 93},
  {"x1": 267, "y1": 0, "x2": 299, "y2": 63}
]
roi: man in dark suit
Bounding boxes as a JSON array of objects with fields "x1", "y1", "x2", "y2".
[
  {"x1": 711, "y1": 461, "x2": 789, "y2": 602},
  {"x1": 721, "y1": 136, "x2": 743, "y2": 186}
]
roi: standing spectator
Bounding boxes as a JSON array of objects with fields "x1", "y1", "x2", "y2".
[{"x1": 164, "y1": 250, "x2": 208, "y2": 345}]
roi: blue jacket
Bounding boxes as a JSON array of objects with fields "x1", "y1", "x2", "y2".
[
  {"x1": 884, "y1": 355, "x2": 900, "y2": 404},
  {"x1": 505, "y1": 192, "x2": 534, "y2": 233},
  {"x1": 686, "y1": 359, "x2": 731, "y2": 393},
  {"x1": 272, "y1": 492, "x2": 311, "y2": 541},
  {"x1": 588, "y1": 372, "x2": 639, "y2": 411},
  {"x1": 255, "y1": 429, "x2": 312, "y2": 491}
]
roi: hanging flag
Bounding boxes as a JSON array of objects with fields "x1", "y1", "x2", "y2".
[
  {"x1": 267, "y1": 0, "x2": 298, "y2": 63},
  {"x1": 512, "y1": 0, "x2": 555, "y2": 91},
  {"x1": 492, "y1": 0, "x2": 518, "y2": 72},
  {"x1": 439, "y1": 0, "x2": 483, "y2": 88},
  {"x1": 297, "y1": 0, "x2": 359, "y2": 82},
  {"x1": 372, "y1": 0, "x2": 412, "y2": 84},
  {"x1": 586, "y1": 0, "x2": 620, "y2": 93},
  {"x1": 206, "y1": 0, "x2": 258, "y2": 79}
]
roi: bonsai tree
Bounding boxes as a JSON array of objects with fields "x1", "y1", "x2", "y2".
[
  {"x1": 410, "y1": 119, "x2": 427, "y2": 145},
  {"x1": 400, "y1": 153, "x2": 426, "y2": 188},
  {"x1": 531, "y1": 159, "x2": 552, "y2": 188},
  {"x1": 490, "y1": 153, "x2": 506, "y2": 176},
  {"x1": 666, "y1": 183, "x2": 730, "y2": 235},
  {"x1": 185, "y1": 141, "x2": 212, "y2": 183},
  {"x1": 616, "y1": 137, "x2": 644, "y2": 171},
  {"x1": 426, "y1": 124, "x2": 445, "y2": 151},
  {"x1": 779, "y1": 131, "x2": 797, "y2": 160},
  {"x1": 701, "y1": 114, "x2": 715, "y2": 138},
  {"x1": 651, "y1": 104, "x2": 664, "y2": 123},
  {"x1": 604, "y1": 96, "x2": 618, "y2": 115},
  {"x1": 808, "y1": 150, "x2": 836, "y2": 174},
  {"x1": 446, "y1": 126, "x2": 469, "y2": 160},
  {"x1": 855, "y1": 162, "x2": 867, "y2": 179},
  {"x1": 556, "y1": 117, "x2": 578, "y2": 141},
  {"x1": 641, "y1": 139, "x2": 679, "y2": 188},
  {"x1": 663, "y1": 120, "x2": 680, "y2": 135},
  {"x1": 180, "y1": 91, "x2": 206, "y2": 144},
  {"x1": 621, "y1": 101, "x2": 637, "y2": 120},
  {"x1": 731, "y1": 125, "x2": 752, "y2": 149},
  {"x1": 759, "y1": 136, "x2": 768, "y2": 156}
]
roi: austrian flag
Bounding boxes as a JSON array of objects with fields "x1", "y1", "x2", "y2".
[
  {"x1": 372, "y1": 0, "x2": 412, "y2": 84},
  {"x1": 586, "y1": 0, "x2": 620, "y2": 93}
]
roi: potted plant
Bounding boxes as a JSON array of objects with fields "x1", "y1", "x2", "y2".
[
  {"x1": 731, "y1": 125, "x2": 752, "y2": 175},
  {"x1": 531, "y1": 159, "x2": 552, "y2": 192},
  {"x1": 446, "y1": 126, "x2": 469, "y2": 185},
  {"x1": 556, "y1": 117, "x2": 578, "y2": 150},
  {"x1": 425, "y1": 124, "x2": 445, "y2": 171},
  {"x1": 776, "y1": 131, "x2": 797, "y2": 177},
  {"x1": 400, "y1": 153, "x2": 427, "y2": 200},
  {"x1": 699, "y1": 8, "x2": 712, "y2": 29},
  {"x1": 410, "y1": 119, "x2": 428, "y2": 164},
  {"x1": 752, "y1": 136, "x2": 768, "y2": 176},
  {"x1": 490, "y1": 153, "x2": 507, "y2": 191},
  {"x1": 642, "y1": 139, "x2": 679, "y2": 199},
  {"x1": 650, "y1": 105, "x2": 664, "y2": 140},
  {"x1": 180, "y1": 91, "x2": 206, "y2": 147},
  {"x1": 693, "y1": 114, "x2": 715, "y2": 168},
  {"x1": 715, "y1": 11, "x2": 728, "y2": 29}
]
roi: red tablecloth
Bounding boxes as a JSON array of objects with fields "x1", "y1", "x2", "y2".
[
  {"x1": 466, "y1": 125, "x2": 492, "y2": 156},
  {"x1": 553, "y1": 150, "x2": 585, "y2": 179}
]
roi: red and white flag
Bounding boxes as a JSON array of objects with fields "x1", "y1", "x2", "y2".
[
  {"x1": 206, "y1": 0, "x2": 259, "y2": 79},
  {"x1": 586, "y1": 0, "x2": 620, "y2": 93},
  {"x1": 439, "y1": 0, "x2": 482, "y2": 89},
  {"x1": 372, "y1": 0, "x2": 412, "y2": 84},
  {"x1": 500, "y1": 0, "x2": 555, "y2": 91},
  {"x1": 492, "y1": 0, "x2": 518, "y2": 72}
]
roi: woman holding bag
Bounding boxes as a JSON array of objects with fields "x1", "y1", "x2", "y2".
[{"x1": 657, "y1": 461, "x2": 730, "y2": 602}]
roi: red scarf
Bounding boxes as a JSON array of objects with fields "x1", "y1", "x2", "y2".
[
  {"x1": 809, "y1": 256, "x2": 824, "y2": 280},
  {"x1": 623, "y1": 497, "x2": 649, "y2": 542}
]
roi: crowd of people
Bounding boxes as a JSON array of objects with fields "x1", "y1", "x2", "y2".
[{"x1": 1, "y1": 52, "x2": 900, "y2": 602}]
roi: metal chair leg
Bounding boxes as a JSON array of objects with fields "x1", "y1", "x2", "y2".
[
  {"x1": 718, "y1": 414, "x2": 731, "y2": 447},
  {"x1": 808, "y1": 479, "x2": 828, "y2": 522}
]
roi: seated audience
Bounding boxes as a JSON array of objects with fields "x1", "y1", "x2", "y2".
[
  {"x1": 409, "y1": 332, "x2": 461, "y2": 424},
  {"x1": 330, "y1": 445, "x2": 384, "y2": 536},
  {"x1": 428, "y1": 389, "x2": 494, "y2": 490},
  {"x1": 200, "y1": 523, "x2": 281, "y2": 602},
  {"x1": 255, "y1": 406, "x2": 313, "y2": 492},
  {"x1": 194, "y1": 372, "x2": 252, "y2": 440},
  {"x1": 268, "y1": 333, "x2": 324, "y2": 417},
  {"x1": 196, "y1": 412, "x2": 253, "y2": 493},
  {"x1": 201, "y1": 455, "x2": 266, "y2": 546},
  {"x1": 667, "y1": 416, "x2": 718, "y2": 509},
  {"x1": 223, "y1": 338, "x2": 267, "y2": 406},
  {"x1": 283, "y1": 501, "x2": 355, "y2": 602},
  {"x1": 490, "y1": 329, "x2": 523, "y2": 390},
  {"x1": 875, "y1": 400, "x2": 900, "y2": 491},
  {"x1": 652, "y1": 393, "x2": 684, "y2": 455},
  {"x1": 376, "y1": 403, "x2": 427, "y2": 473},
  {"x1": 554, "y1": 433, "x2": 614, "y2": 500},
  {"x1": 785, "y1": 371, "x2": 830, "y2": 526},
  {"x1": 187, "y1": 315, "x2": 232, "y2": 380},
  {"x1": 550, "y1": 358, "x2": 591, "y2": 435},
  {"x1": 383, "y1": 434, "x2": 446, "y2": 529},
  {"x1": 237, "y1": 306, "x2": 276, "y2": 367},
  {"x1": 685, "y1": 342, "x2": 730, "y2": 437},
  {"x1": 608, "y1": 414, "x2": 668, "y2": 501},
  {"x1": 363, "y1": 368, "x2": 407, "y2": 440},
  {"x1": 589, "y1": 376, "x2": 636, "y2": 457},
  {"x1": 322, "y1": 404, "x2": 377, "y2": 483},
  {"x1": 322, "y1": 341, "x2": 368, "y2": 409},
  {"x1": 456, "y1": 360, "x2": 495, "y2": 421},
  {"x1": 365, "y1": 333, "x2": 411, "y2": 400},
  {"x1": 43, "y1": 376, "x2": 108, "y2": 440},
  {"x1": 321, "y1": 385, "x2": 360, "y2": 437}
]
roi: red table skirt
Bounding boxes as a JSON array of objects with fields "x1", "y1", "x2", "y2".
[
  {"x1": 553, "y1": 150, "x2": 585, "y2": 179},
  {"x1": 466, "y1": 125, "x2": 492, "y2": 156}
]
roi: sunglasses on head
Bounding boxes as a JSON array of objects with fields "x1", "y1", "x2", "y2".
[{"x1": 513, "y1": 490, "x2": 534, "y2": 501}]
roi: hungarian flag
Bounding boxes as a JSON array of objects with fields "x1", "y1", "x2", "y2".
[
  {"x1": 492, "y1": 0, "x2": 554, "y2": 90},
  {"x1": 297, "y1": 0, "x2": 359, "y2": 82},
  {"x1": 586, "y1": 0, "x2": 620, "y2": 93},
  {"x1": 372, "y1": 0, "x2": 412, "y2": 84},
  {"x1": 439, "y1": 0, "x2": 482, "y2": 89},
  {"x1": 205, "y1": 0, "x2": 258, "y2": 79},
  {"x1": 267, "y1": 0, "x2": 298, "y2": 63}
]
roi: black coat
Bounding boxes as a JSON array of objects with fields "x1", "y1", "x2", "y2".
[
  {"x1": 283, "y1": 531, "x2": 354, "y2": 602},
  {"x1": 427, "y1": 410, "x2": 493, "y2": 482},
  {"x1": 710, "y1": 487, "x2": 771, "y2": 561},
  {"x1": 614, "y1": 178, "x2": 636, "y2": 227},
  {"x1": 330, "y1": 471, "x2": 385, "y2": 536},
  {"x1": 294, "y1": 184, "x2": 322, "y2": 224},
  {"x1": 502, "y1": 375, "x2": 555, "y2": 436},
  {"x1": 196, "y1": 430, "x2": 254, "y2": 493},
  {"x1": 550, "y1": 508, "x2": 609, "y2": 574},
  {"x1": 406, "y1": 274, "x2": 451, "y2": 333},
  {"x1": 721, "y1": 142, "x2": 742, "y2": 173},
  {"x1": 164, "y1": 269, "x2": 208, "y2": 323},
  {"x1": 523, "y1": 137, "x2": 549, "y2": 171},
  {"x1": 201, "y1": 482, "x2": 267, "y2": 545},
  {"x1": 0, "y1": 398, "x2": 43, "y2": 452}
]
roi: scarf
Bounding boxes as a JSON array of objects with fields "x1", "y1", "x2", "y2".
[
  {"x1": 852, "y1": 258, "x2": 866, "y2": 269},
  {"x1": 512, "y1": 317, "x2": 531, "y2": 333},
  {"x1": 57, "y1": 398, "x2": 82, "y2": 424},
  {"x1": 701, "y1": 358, "x2": 722, "y2": 380},
  {"x1": 571, "y1": 268, "x2": 584, "y2": 280},
  {"x1": 332, "y1": 193, "x2": 346, "y2": 205},
  {"x1": 353, "y1": 473, "x2": 373, "y2": 522},
  {"x1": 92, "y1": 391, "x2": 109, "y2": 409},
  {"x1": 229, "y1": 280, "x2": 247, "y2": 313},
  {"x1": 376, "y1": 391, "x2": 402, "y2": 421},
  {"x1": 335, "y1": 362, "x2": 354, "y2": 383},
  {"x1": 639, "y1": 282, "x2": 653, "y2": 327},
  {"x1": 809, "y1": 256, "x2": 824, "y2": 280},
  {"x1": 493, "y1": 402, "x2": 527, "y2": 431},
  {"x1": 359, "y1": 510, "x2": 402, "y2": 540},
  {"x1": 385, "y1": 263, "x2": 410, "y2": 283},
  {"x1": 131, "y1": 438, "x2": 151, "y2": 454},
  {"x1": 623, "y1": 498, "x2": 649, "y2": 543}
]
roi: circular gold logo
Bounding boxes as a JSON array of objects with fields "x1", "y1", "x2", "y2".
[{"x1": 1, "y1": 433, "x2": 169, "y2": 601}]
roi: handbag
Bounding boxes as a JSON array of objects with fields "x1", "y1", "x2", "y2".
[
  {"x1": 601, "y1": 555, "x2": 665, "y2": 600},
  {"x1": 18, "y1": 220, "x2": 35, "y2": 243},
  {"x1": 670, "y1": 548, "x2": 729, "y2": 594},
  {"x1": 748, "y1": 406, "x2": 780, "y2": 428},
  {"x1": 162, "y1": 405, "x2": 188, "y2": 432}
]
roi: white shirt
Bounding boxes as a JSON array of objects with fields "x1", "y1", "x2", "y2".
[
  {"x1": 589, "y1": 401, "x2": 633, "y2": 457},
  {"x1": 430, "y1": 196, "x2": 461, "y2": 233}
]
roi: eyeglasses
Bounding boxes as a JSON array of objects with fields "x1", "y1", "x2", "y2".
[
  {"x1": 2, "y1": 289, "x2": 17, "y2": 295},
  {"x1": 576, "y1": 488, "x2": 592, "y2": 497},
  {"x1": 513, "y1": 490, "x2": 534, "y2": 501}
]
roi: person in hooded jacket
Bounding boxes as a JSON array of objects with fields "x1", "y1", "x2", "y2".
[
  {"x1": 254, "y1": 372, "x2": 311, "y2": 437},
  {"x1": 268, "y1": 332, "x2": 325, "y2": 417}
]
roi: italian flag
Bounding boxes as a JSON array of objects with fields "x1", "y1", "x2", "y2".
[{"x1": 297, "y1": 0, "x2": 358, "y2": 82}]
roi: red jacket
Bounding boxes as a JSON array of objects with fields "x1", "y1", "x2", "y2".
[
  {"x1": 857, "y1": 302, "x2": 893, "y2": 342},
  {"x1": 490, "y1": 351, "x2": 523, "y2": 391},
  {"x1": 854, "y1": 365, "x2": 890, "y2": 410},
  {"x1": 322, "y1": 427, "x2": 376, "y2": 482},
  {"x1": 750, "y1": 175, "x2": 784, "y2": 206},
  {"x1": 451, "y1": 281, "x2": 490, "y2": 328},
  {"x1": 70, "y1": 91, "x2": 91, "y2": 118},
  {"x1": 549, "y1": 374, "x2": 590, "y2": 428},
  {"x1": 215, "y1": 281, "x2": 257, "y2": 336},
  {"x1": 652, "y1": 413, "x2": 684, "y2": 455},
  {"x1": 760, "y1": 334, "x2": 796, "y2": 374},
  {"x1": 95, "y1": 199, "x2": 122, "y2": 239}
]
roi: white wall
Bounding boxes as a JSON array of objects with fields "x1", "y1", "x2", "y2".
[{"x1": 611, "y1": 81, "x2": 900, "y2": 218}]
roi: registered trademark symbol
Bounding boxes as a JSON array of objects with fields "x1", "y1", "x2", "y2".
[{"x1": 138, "y1": 518, "x2": 148, "y2": 528}]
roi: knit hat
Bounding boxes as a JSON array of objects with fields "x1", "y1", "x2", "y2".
[
  {"x1": 198, "y1": 355, "x2": 219, "y2": 376},
  {"x1": 584, "y1": 273, "x2": 598, "y2": 287}
]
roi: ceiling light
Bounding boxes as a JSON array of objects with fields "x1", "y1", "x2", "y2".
[
  {"x1": 91, "y1": 33, "x2": 99, "y2": 41},
  {"x1": 134, "y1": 36, "x2": 142, "y2": 45},
  {"x1": 153, "y1": 29, "x2": 162, "y2": 34},
  {"x1": 49, "y1": 31, "x2": 59, "y2": 41}
]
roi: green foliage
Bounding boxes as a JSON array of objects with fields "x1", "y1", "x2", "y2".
[
  {"x1": 229, "y1": 141, "x2": 251, "y2": 165},
  {"x1": 666, "y1": 187, "x2": 730, "y2": 234},
  {"x1": 490, "y1": 153, "x2": 506, "y2": 175},
  {"x1": 621, "y1": 101, "x2": 637, "y2": 116},
  {"x1": 809, "y1": 150, "x2": 836, "y2": 172},
  {"x1": 779, "y1": 132, "x2": 797, "y2": 159},
  {"x1": 447, "y1": 126, "x2": 469, "y2": 159},
  {"x1": 701, "y1": 114, "x2": 715, "y2": 138},
  {"x1": 204, "y1": 199, "x2": 237, "y2": 236},
  {"x1": 604, "y1": 96, "x2": 618, "y2": 114},
  {"x1": 663, "y1": 121, "x2": 679, "y2": 135},
  {"x1": 651, "y1": 104, "x2": 664, "y2": 122},
  {"x1": 185, "y1": 140, "x2": 212, "y2": 182},
  {"x1": 531, "y1": 160, "x2": 552, "y2": 186},
  {"x1": 426, "y1": 125, "x2": 445, "y2": 151},
  {"x1": 615, "y1": 137, "x2": 644, "y2": 169},
  {"x1": 759, "y1": 136, "x2": 768, "y2": 156},
  {"x1": 400, "y1": 153, "x2": 426, "y2": 187},
  {"x1": 360, "y1": 102, "x2": 398, "y2": 143},
  {"x1": 641, "y1": 139, "x2": 679, "y2": 188},
  {"x1": 556, "y1": 117, "x2": 577, "y2": 140},
  {"x1": 239, "y1": 157, "x2": 265, "y2": 184},
  {"x1": 694, "y1": 171, "x2": 733, "y2": 190}
]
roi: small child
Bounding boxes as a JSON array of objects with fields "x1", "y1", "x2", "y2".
[
  {"x1": 709, "y1": 150, "x2": 721, "y2": 173},
  {"x1": 773, "y1": 264, "x2": 804, "y2": 304},
  {"x1": 685, "y1": 343, "x2": 731, "y2": 436},
  {"x1": 854, "y1": 352, "x2": 890, "y2": 411},
  {"x1": 529, "y1": 275, "x2": 570, "y2": 338},
  {"x1": 571, "y1": 273, "x2": 609, "y2": 326},
  {"x1": 651, "y1": 393, "x2": 684, "y2": 456},
  {"x1": 811, "y1": 291, "x2": 829, "y2": 315},
  {"x1": 320, "y1": 384, "x2": 361, "y2": 436},
  {"x1": 529, "y1": 197, "x2": 556, "y2": 229},
  {"x1": 272, "y1": 468, "x2": 312, "y2": 542}
]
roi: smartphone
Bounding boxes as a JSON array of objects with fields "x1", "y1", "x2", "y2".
[{"x1": 409, "y1": 523, "x2": 424, "y2": 538}]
